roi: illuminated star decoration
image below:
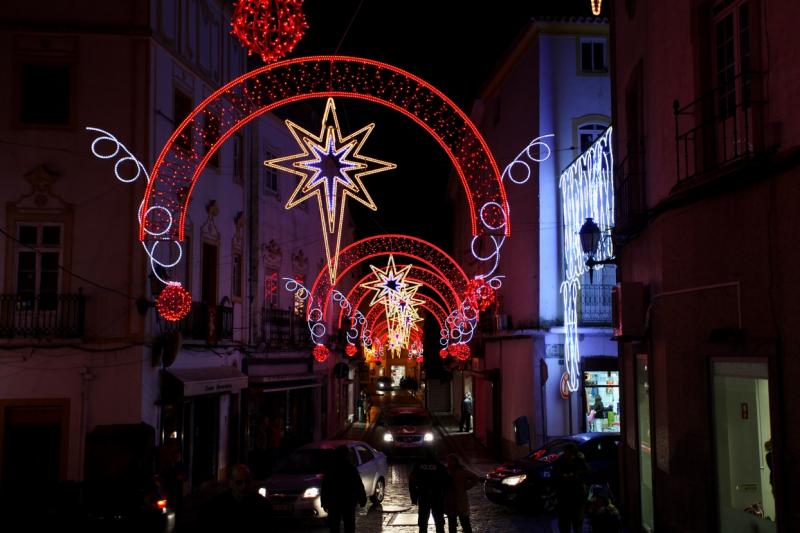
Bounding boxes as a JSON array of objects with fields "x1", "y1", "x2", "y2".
[
  {"x1": 266, "y1": 98, "x2": 396, "y2": 282},
  {"x1": 361, "y1": 255, "x2": 424, "y2": 355}
]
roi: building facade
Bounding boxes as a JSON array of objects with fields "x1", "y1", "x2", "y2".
[
  {"x1": 0, "y1": 0, "x2": 350, "y2": 498},
  {"x1": 610, "y1": 0, "x2": 798, "y2": 531},
  {"x1": 450, "y1": 14, "x2": 616, "y2": 459}
]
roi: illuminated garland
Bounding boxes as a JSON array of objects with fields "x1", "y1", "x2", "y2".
[
  {"x1": 266, "y1": 98, "x2": 396, "y2": 282},
  {"x1": 231, "y1": 0, "x2": 308, "y2": 64},
  {"x1": 558, "y1": 127, "x2": 614, "y2": 392},
  {"x1": 139, "y1": 56, "x2": 509, "y2": 292},
  {"x1": 281, "y1": 277, "x2": 322, "y2": 345}
]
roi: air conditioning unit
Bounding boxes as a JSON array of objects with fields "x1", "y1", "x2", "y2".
[{"x1": 612, "y1": 282, "x2": 645, "y2": 340}]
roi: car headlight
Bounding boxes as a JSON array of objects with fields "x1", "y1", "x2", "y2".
[
  {"x1": 383, "y1": 433, "x2": 393, "y2": 442},
  {"x1": 303, "y1": 487, "x2": 320, "y2": 499},
  {"x1": 423, "y1": 432, "x2": 434, "y2": 442},
  {"x1": 501, "y1": 474, "x2": 527, "y2": 486},
  {"x1": 258, "y1": 487, "x2": 268, "y2": 498}
]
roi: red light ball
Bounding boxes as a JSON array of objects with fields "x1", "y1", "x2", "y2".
[
  {"x1": 156, "y1": 283, "x2": 192, "y2": 322},
  {"x1": 313, "y1": 343, "x2": 330, "y2": 362},
  {"x1": 345, "y1": 343, "x2": 358, "y2": 357},
  {"x1": 439, "y1": 348, "x2": 449, "y2": 359},
  {"x1": 231, "y1": 0, "x2": 308, "y2": 64}
]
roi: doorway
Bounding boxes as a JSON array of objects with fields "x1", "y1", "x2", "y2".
[{"x1": 712, "y1": 360, "x2": 775, "y2": 532}]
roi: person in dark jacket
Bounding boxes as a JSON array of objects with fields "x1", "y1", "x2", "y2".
[
  {"x1": 552, "y1": 443, "x2": 589, "y2": 533},
  {"x1": 320, "y1": 445, "x2": 367, "y2": 533},
  {"x1": 202, "y1": 464, "x2": 270, "y2": 533},
  {"x1": 459, "y1": 393, "x2": 473, "y2": 432},
  {"x1": 443, "y1": 454, "x2": 480, "y2": 533},
  {"x1": 409, "y1": 447, "x2": 449, "y2": 533}
]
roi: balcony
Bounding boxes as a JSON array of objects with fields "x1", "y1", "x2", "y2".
[
  {"x1": 674, "y1": 71, "x2": 765, "y2": 183},
  {"x1": 615, "y1": 145, "x2": 647, "y2": 237},
  {"x1": 579, "y1": 284, "x2": 613, "y2": 326},
  {"x1": 0, "y1": 292, "x2": 85, "y2": 338},
  {"x1": 162, "y1": 302, "x2": 233, "y2": 341},
  {"x1": 262, "y1": 307, "x2": 313, "y2": 350}
]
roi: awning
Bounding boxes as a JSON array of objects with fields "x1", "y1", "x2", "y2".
[
  {"x1": 248, "y1": 373, "x2": 323, "y2": 392},
  {"x1": 167, "y1": 366, "x2": 248, "y2": 397}
]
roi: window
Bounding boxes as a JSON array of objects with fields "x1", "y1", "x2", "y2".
[
  {"x1": 578, "y1": 123, "x2": 608, "y2": 153},
  {"x1": 713, "y1": 0, "x2": 751, "y2": 117},
  {"x1": 201, "y1": 242, "x2": 218, "y2": 305},
  {"x1": 264, "y1": 269, "x2": 279, "y2": 308},
  {"x1": 232, "y1": 134, "x2": 244, "y2": 184},
  {"x1": 264, "y1": 151, "x2": 279, "y2": 195},
  {"x1": 19, "y1": 63, "x2": 71, "y2": 126},
  {"x1": 204, "y1": 111, "x2": 220, "y2": 168},
  {"x1": 580, "y1": 38, "x2": 607, "y2": 73},
  {"x1": 174, "y1": 89, "x2": 193, "y2": 152},
  {"x1": 584, "y1": 370, "x2": 620, "y2": 432},
  {"x1": 15, "y1": 224, "x2": 62, "y2": 310},
  {"x1": 355, "y1": 445, "x2": 374, "y2": 465},
  {"x1": 232, "y1": 252, "x2": 243, "y2": 299}
]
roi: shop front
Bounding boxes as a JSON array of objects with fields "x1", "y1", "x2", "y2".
[
  {"x1": 582, "y1": 357, "x2": 620, "y2": 433},
  {"x1": 161, "y1": 366, "x2": 247, "y2": 488}
]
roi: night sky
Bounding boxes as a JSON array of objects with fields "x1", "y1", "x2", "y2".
[{"x1": 273, "y1": 1, "x2": 538, "y2": 247}]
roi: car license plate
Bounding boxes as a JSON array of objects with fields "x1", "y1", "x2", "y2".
[{"x1": 272, "y1": 503, "x2": 292, "y2": 512}]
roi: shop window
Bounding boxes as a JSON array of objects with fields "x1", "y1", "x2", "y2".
[
  {"x1": 637, "y1": 354, "x2": 654, "y2": 532},
  {"x1": 712, "y1": 360, "x2": 775, "y2": 532},
  {"x1": 584, "y1": 370, "x2": 620, "y2": 432},
  {"x1": 19, "y1": 63, "x2": 71, "y2": 126}
]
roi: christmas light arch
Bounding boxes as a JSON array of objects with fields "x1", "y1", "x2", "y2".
[
  {"x1": 365, "y1": 298, "x2": 445, "y2": 338},
  {"x1": 139, "y1": 56, "x2": 509, "y2": 250},
  {"x1": 338, "y1": 265, "x2": 461, "y2": 328}
]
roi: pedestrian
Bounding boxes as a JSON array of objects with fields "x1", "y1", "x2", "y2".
[
  {"x1": 202, "y1": 464, "x2": 270, "y2": 533},
  {"x1": 552, "y1": 443, "x2": 589, "y2": 533},
  {"x1": 409, "y1": 447, "x2": 449, "y2": 533},
  {"x1": 358, "y1": 389, "x2": 367, "y2": 422},
  {"x1": 459, "y1": 392, "x2": 473, "y2": 433},
  {"x1": 590, "y1": 396, "x2": 605, "y2": 431},
  {"x1": 320, "y1": 445, "x2": 367, "y2": 533},
  {"x1": 443, "y1": 454, "x2": 479, "y2": 533}
]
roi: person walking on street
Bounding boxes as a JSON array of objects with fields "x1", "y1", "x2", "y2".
[
  {"x1": 409, "y1": 447, "x2": 449, "y2": 533},
  {"x1": 443, "y1": 454, "x2": 479, "y2": 533},
  {"x1": 552, "y1": 443, "x2": 590, "y2": 533},
  {"x1": 459, "y1": 392, "x2": 473, "y2": 433},
  {"x1": 321, "y1": 445, "x2": 367, "y2": 533},
  {"x1": 202, "y1": 464, "x2": 270, "y2": 533}
]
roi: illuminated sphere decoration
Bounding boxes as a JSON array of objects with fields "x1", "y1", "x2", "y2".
[
  {"x1": 439, "y1": 348, "x2": 449, "y2": 359},
  {"x1": 313, "y1": 343, "x2": 330, "y2": 363},
  {"x1": 450, "y1": 343, "x2": 471, "y2": 361},
  {"x1": 467, "y1": 278, "x2": 496, "y2": 312},
  {"x1": 231, "y1": 0, "x2": 308, "y2": 64},
  {"x1": 345, "y1": 343, "x2": 358, "y2": 357},
  {"x1": 156, "y1": 282, "x2": 192, "y2": 322}
]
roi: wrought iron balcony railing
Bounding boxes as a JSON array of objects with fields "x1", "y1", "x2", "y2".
[
  {"x1": 615, "y1": 145, "x2": 647, "y2": 236},
  {"x1": 262, "y1": 307, "x2": 313, "y2": 350},
  {"x1": 0, "y1": 292, "x2": 85, "y2": 338},
  {"x1": 674, "y1": 71, "x2": 765, "y2": 183},
  {"x1": 579, "y1": 284, "x2": 613, "y2": 326},
  {"x1": 162, "y1": 302, "x2": 233, "y2": 341}
]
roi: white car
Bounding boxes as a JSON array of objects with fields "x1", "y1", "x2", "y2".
[{"x1": 260, "y1": 439, "x2": 387, "y2": 519}]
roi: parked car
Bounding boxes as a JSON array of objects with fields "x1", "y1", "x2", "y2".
[
  {"x1": 377, "y1": 406, "x2": 435, "y2": 454},
  {"x1": 260, "y1": 440, "x2": 387, "y2": 520},
  {"x1": 484, "y1": 432, "x2": 621, "y2": 512}
]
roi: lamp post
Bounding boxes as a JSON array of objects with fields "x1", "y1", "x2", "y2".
[{"x1": 579, "y1": 217, "x2": 615, "y2": 283}]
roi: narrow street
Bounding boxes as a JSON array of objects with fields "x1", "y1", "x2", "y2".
[{"x1": 269, "y1": 390, "x2": 573, "y2": 532}]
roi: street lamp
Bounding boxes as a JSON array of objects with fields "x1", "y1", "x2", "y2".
[{"x1": 579, "y1": 217, "x2": 615, "y2": 283}]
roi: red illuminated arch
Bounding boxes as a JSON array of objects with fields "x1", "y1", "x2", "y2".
[
  {"x1": 308, "y1": 235, "x2": 469, "y2": 320},
  {"x1": 140, "y1": 56, "x2": 508, "y2": 241}
]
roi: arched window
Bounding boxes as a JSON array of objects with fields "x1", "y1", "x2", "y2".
[{"x1": 578, "y1": 122, "x2": 608, "y2": 152}]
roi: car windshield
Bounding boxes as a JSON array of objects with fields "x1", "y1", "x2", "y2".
[
  {"x1": 388, "y1": 413, "x2": 430, "y2": 426},
  {"x1": 274, "y1": 449, "x2": 333, "y2": 474},
  {"x1": 527, "y1": 439, "x2": 576, "y2": 463}
]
